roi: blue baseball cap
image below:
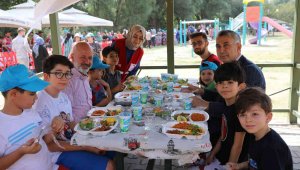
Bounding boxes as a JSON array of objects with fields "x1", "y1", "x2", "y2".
[
  {"x1": 86, "y1": 32, "x2": 94, "y2": 37},
  {"x1": 0, "y1": 64, "x2": 49, "y2": 92},
  {"x1": 91, "y1": 56, "x2": 109, "y2": 70},
  {"x1": 200, "y1": 61, "x2": 218, "y2": 72}
]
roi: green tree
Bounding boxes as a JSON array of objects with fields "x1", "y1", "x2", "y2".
[{"x1": 0, "y1": 0, "x2": 27, "y2": 10}]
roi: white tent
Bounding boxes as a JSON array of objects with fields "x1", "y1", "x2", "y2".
[
  {"x1": 6, "y1": 0, "x2": 82, "y2": 28},
  {"x1": 0, "y1": 9, "x2": 30, "y2": 28},
  {"x1": 61, "y1": 7, "x2": 113, "y2": 26}
]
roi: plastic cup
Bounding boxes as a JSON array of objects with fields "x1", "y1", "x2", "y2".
[
  {"x1": 140, "y1": 91, "x2": 148, "y2": 104},
  {"x1": 131, "y1": 92, "x2": 140, "y2": 106},
  {"x1": 132, "y1": 105, "x2": 143, "y2": 121},
  {"x1": 172, "y1": 74, "x2": 178, "y2": 83},
  {"x1": 183, "y1": 98, "x2": 192, "y2": 110},
  {"x1": 161, "y1": 73, "x2": 169, "y2": 81},
  {"x1": 167, "y1": 82, "x2": 174, "y2": 93},
  {"x1": 141, "y1": 83, "x2": 149, "y2": 92},
  {"x1": 150, "y1": 78, "x2": 158, "y2": 88},
  {"x1": 119, "y1": 112, "x2": 132, "y2": 133},
  {"x1": 154, "y1": 95, "x2": 163, "y2": 107}
]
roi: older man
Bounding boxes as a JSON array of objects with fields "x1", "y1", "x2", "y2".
[
  {"x1": 12, "y1": 27, "x2": 32, "y2": 68},
  {"x1": 190, "y1": 32, "x2": 222, "y2": 66},
  {"x1": 216, "y1": 30, "x2": 265, "y2": 90},
  {"x1": 63, "y1": 42, "x2": 93, "y2": 122}
]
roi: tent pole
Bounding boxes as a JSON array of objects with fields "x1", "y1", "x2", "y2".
[
  {"x1": 166, "y1": 0, "x2": 174, "y2": 74},
  {"x1": 49, "y1": 13, "x2": 62, "y2": 55}
]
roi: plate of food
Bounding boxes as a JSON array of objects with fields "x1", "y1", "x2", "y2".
[
  {"x1": 87, "y1": 106, "x2": 123, "y2": 118},
  {"x1": 162, "y1": 121, "x2": 207, "y2": 139},
  {"x1": 74, "y1": 117, "x2": 118, "y2": 136},
  {"x1": 177, "y1": 79, "x2": 189, "y2": 86},
  {"x1": 114, "y1": 92, "x2": 133, "y2": 102},
  {"x1": 171, "y1": 92, "x2": 183, "y2": 100},
  {"x1": 171, "y1": 110, "x2": 209, "y2": 122}
]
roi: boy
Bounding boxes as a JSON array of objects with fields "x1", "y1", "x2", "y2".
[
  {"x1": 88, "y1": 56, "x2": 112, "y2": 106},
  {"x1": 102, "y1": 46, "x2": 125, "y2": 95},
  {"x1": 33, "y1": 55, "x2": 115, "y2": 170},
  {"x1": 227, "y1": 88, "x2": 293, "y2": 169},
  {"x1": 0, "y1": 64, "x2": 52, "y2": 169},
  {"x1": 192, "y1": 62, "x2": 248, "y2": 169}
]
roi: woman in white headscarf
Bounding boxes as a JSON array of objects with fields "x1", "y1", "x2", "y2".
[
  {"x1": 112, "y1": 24, "x2": 146, "y2": 82},
  {"x1": 32, "y1": 37, "x2": 48, "y2": 73}
]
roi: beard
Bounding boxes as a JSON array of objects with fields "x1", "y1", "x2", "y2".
[
  {"x1": 74, "y1": 62, "x2": 91, "y2": 75},
  {"x1": 194, "y1": 48, "x2": 205, "y2": 56}
]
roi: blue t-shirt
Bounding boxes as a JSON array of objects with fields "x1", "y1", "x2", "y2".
[{"x1": 91, "y1": 82, "x2": 106, "y2": 106}]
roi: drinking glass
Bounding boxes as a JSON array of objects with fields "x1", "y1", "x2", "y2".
[{"x1": 144, "y1": 112, "x2": 155, "y2": 131}]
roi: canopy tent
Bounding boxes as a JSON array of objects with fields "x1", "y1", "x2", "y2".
[
  {"x1": 0, "y1": 9, "x2": 30, "y2": 28},
  {"x1": 6, "y1": 0, "x2": 82, "y2": 28},
  {"x1": 61, "y1": 7, "x2": 113, "y2": 26}
]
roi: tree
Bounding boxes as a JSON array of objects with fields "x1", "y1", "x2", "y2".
[{"x1": 0, "y1": 0, "x2": 27, "y2": 10}]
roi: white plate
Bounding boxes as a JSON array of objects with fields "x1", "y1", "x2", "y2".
[
  {"x1": 162, "y1": 121, "x2": 207, "y2": 140},
  {"x1": 87, "y1": 106, "x2": 123, "y2": 118},
  {"x1": 74, "y1": 119, "x2": 118, "y2": 136},
  {"x1": 114, "y1": 92, "x2": 133, "y2": 102},
  {"x1": 171, "y1": 110, "x2": 209, "y2": 122}
]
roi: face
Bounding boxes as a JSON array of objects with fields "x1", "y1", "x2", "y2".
[
  {"x1": 131, "y1": 31, "x2": 144, "y2": 48},
  {"x1": 104, "y1": 51, "x2": 119, "y2": 66},
  {"x1": 87, "y1": 36, "x2": 93, "y2": 43},
  {"x1": 19, "y1": 30, "x2": 25, "y2": 37},
  {"x1": 75, "y1": 36, "x2": 80, "y2": 42},
  {"x1": 191, "y1": 36, "x2": 208, "y2": 56},
  {"x1": 71, "y1": 44, "x2": 93, "y2": 75},
  {"x1": 200, "y1": 70, "x2": 214, "y2": 85},
  {"x1": 216, "y1": 36, "x2": 241, "y2": 63},
  {"x1": 12, "y1": 90, "x2": 37, "y2": 109},
  {"x1": 216, "y1": 80, "x2": 244, "y2": 101},
  {"x1": 237, "y1": 104, "x2": 272, "y2": 137},
  {"x1": 89, "y1": 69, "x2": 104, "y2": 80},
  {"x1": 44, "y1": 64, "x2": 72, "y2": 91}
]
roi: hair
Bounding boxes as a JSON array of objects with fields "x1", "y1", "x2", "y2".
[
  {"x1": 189, "y1": 32, "x2": 208, "y2": 41},
  {"x1": 1, "y1": 87, "x2": 25, "y2": 98},
  {"x1": 236, "y1": 87, "x2": 272, "y2": 114},
  {"x1": 214, "y1": 61, "x2": 245, "y2": 84},
  {"x1": 102, "y1": 46, "x2": 119, "y2": 58},
  {"x1": 217, "y1": 30, "x2": 241, "y2": 43},
  {"x1": 64, "y1": 33, "x2": 72, "y2": 44},
  {"x1": 43, "y1": 55, "x2": 74, "y2": 73}
]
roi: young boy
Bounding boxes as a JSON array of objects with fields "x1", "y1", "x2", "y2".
[
  {"x1": 88, "y1": 56, "x2": 112, "y2": 106},
  {"x1": 102, "y1": 46, "x2": 125, "y2": 95},
  {"x1": 227, "y1": 88, "x2": 293, "y2": 170},
  {"x1": 0, "y1": 64, "x2": 53, "y2": 169},
  {"x1": 32, "y1": 55, "x2": 115, "y2": 170},
  {"x1": 192, "y1": 62, "x2": 248, "y2": 169}
]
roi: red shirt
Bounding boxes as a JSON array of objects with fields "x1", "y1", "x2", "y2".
[{"x1": 202, "y1": 53, "x2": 222, "y2": 66}]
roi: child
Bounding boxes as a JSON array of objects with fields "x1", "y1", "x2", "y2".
[
  {"x1": 32, "y1": 55, "x2": 115, "y2": 170},
  {"x1": 102, "y1": 46, "x2": 125, "y2": 95},
  {"x1": 227, "y1": 88, "x2": 293, "y2": 170},
  {"x1": 199, "y1": 61, "x2": 218, "y2": 91},
  {"x1": 192, "y1": 62, "x2": 248, "y2": 169},
  {"x1": 88, "y1": 56, "x2": 112, "y2": 106},
  {"x1": 0, "y1": 64, "x2": 53, "y2": 169}
]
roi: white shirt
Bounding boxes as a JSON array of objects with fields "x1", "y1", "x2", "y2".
[
  {"x1": 33, "y1": 90, "x2": 73, "y2": 168},
  {"x1": 12, "y1": 35, "x2": 32, "y2": 59},
  {"x1": 0, "y1": 109, "x2": 52, "y2": 170}
]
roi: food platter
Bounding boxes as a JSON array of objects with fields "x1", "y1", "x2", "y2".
[
  {"x1": 87, "y1": 106, "x2": 123, "y2": 118},
  {"x1": 74, "y1": 117, "x2": 118, "y2": 136},
  {"x1": 162, "y1": 121, "x2": 207, "y2": 139},
  {"x1": 171, "y1": 110, "x2": 209, "y2": 122}
]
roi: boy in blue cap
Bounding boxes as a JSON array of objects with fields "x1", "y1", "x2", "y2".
[
  {"x1": 88, "y1": 56, "x2": 112, "y2": 106},
  {"x1": 199, "y1": 61, "x2": 218, "y2": 91},
  {"x1": 0, "y1": 64, "x2": 55, "y2": 169}
]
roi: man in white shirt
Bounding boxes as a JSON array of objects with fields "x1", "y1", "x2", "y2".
[{"x1": 12, "y1": 27, "x2": 32, "y2": 68}]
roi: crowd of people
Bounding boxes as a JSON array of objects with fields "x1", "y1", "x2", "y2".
[{"x1": 0, "y1": 24, "x2": 293, "y2": 170}]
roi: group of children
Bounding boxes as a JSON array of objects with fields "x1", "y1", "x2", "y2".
[
  {"x1": 0, "y1": 56, "x2": 115, "y2": 169},
  {"x1": 191, "y1": 61, "x2": 293, "y2": 169}
]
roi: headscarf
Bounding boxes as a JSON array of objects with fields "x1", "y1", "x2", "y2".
[
  {"x1": 125, "y1": 25, "x2": 146, "y2": 50},
  {"x1": 33, "y1": 37, "x2": 44, "y2": 57}
]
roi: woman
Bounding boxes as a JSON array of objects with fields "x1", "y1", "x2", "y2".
[
  {"x1": 86, "y1": 32, "x2": 101, "y2": 58},
  {"x1": 112, "y1": 25, "x2": 146, "y2": 82},
  {"x1": 72, "y1": 32, "x2": 81, "y2": 46},
  {"x1": 32, "y1": 37, "x2": 48, "y2": 73},
  {"x1": 63, "y1": 32, "x2": 73, "y2": 57}
]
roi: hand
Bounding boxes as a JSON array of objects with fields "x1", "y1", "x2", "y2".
[
  {"x1": 98, "y1": 79, "x2": 110, "y2": 89},
  {"x1": 19, "y1": 138, "x2": 42, "y2": 154},
  {"x1": 51, "y1": 116, "x2": 65, "y2": 133},
  {"x1": 187, "y1": 84, "x2": 199, "y2": 91},
  {"x1": 191, "y1": 96, "x2": 209, "y2": 108},
  {"x1": 226, "y1": 162, "x2": 239, "y2": 170},
  {"x1": 83, "y1": 146, "x2": 106, "y2": 155},
  {"x1": 115, "y1": 83, "x2": 125, "y2": 91}
]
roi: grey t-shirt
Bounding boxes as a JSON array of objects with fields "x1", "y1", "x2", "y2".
[{"x1": 103, "y1": 68, "x2": 121, "y2": 92}]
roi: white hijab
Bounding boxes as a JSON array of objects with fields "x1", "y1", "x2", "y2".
[{"x1": 125, "y1": 25, "x2": 146, "y2": 50}]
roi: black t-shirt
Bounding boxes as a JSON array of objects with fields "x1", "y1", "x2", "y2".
[
  {"x1": 208, "y1": 102, "x2": 247, "y2": 165},
  {"x1": 248, "y1": 129, "x2": 293, "y2": 170}
]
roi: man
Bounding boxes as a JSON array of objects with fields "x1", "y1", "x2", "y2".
[
  {"x1": 190, "y1": 32, "x2": 222, "y2": 66},
  {"x1": 2, "y1": 31, "x2": 12, "y2": 52},
  {"x1": 12, "y1": 27, "x2": 32, "y2": 68},
  {"x1": 216, "y1": 30, "x2": 265, "y2": 90},
  {"x1": 63, "y1": 42, "x2": 93, "y2": 122}
]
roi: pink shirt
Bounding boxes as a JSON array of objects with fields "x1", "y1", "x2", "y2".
[{"x1": 63, "y1": 68, "x2": 92, "y2": 122}]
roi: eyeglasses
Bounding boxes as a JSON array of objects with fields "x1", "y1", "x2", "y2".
[
  {"x1": 191, "y1": 40, "x2": 205, "y2": 47},
  {"x1": 49, "y1": 72, "x2": 73, "y2": 79}
]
